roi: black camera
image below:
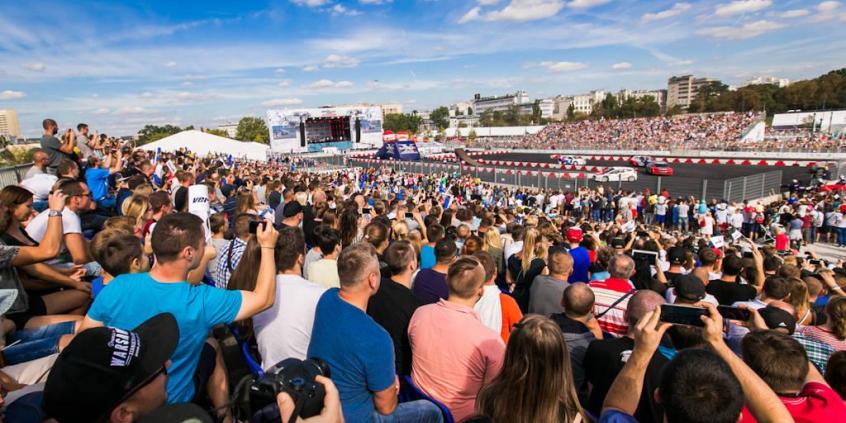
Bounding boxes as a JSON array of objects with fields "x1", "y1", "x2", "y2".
[{"x1": 248, "y1": 358, "x2": 330, "y2": 423}]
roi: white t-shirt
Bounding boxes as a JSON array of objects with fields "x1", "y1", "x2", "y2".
[
  {"x1": 20, "y1": 174, "x2": 58, "y2": 201},
  {"x1": 25, "y1": 207, "x2": 82, "y2": 252},
  {"x1": 504, "y1": 240, "x2": 523, "y2": 264},
  {"x1": 308, "y1": 259, "x2": 340, "y2": 289},
  {"x1": 252, "y1": 274, "x2": 327, "y2": 369}
]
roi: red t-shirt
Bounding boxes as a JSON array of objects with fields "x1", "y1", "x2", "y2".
[
  {"x1": 741, "y1": 382, "x2": 846, "y2": 423},
  {"x1": 775, "y1": 233, "x2": 789, "y2": 251}
]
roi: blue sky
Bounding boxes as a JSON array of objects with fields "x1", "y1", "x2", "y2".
[{"x1": 1, "y1": 0, "x2": 845, "y2": 137}]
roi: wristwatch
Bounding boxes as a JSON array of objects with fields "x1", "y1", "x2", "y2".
[{"x1": 48, "y1": 210, "x2": 63, "y2": 218}]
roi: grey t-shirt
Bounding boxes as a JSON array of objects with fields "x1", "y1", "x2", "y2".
[
  {"x1": 528, "y1": 275, "x2": 568, "y2": 316},
  {"x1": 40, "y1": 135, "x2": 70, "y2": 170},
  {"x1": 0, "y1": 240, "x2": 27, "y2": 314},
  {"x1": 76, "y1": 134, "x2": 93, "y2": 159}
]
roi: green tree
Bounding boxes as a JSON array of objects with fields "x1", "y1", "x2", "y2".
[
  {"x1": 566, "y1": 104, "x2": 576, "y2": 121},
  {"x1": 383, "y1": 113, "x2": 423, "y2": 133},
  {"x1": 235, "y1": 117, "x2": 269, "y2": 143},
  {"x1": 457, "y1": 121, "x2": 467, "y2": 128},
  {"x1": 137, "y1": 124, "x2": 183, "y2": 145},
  {"x1": 430, "y1": 106, "x2": 450, "y2": 130},
  {"x1": 479, "y1": 110, "x2": 493, "y2": 126},
  {"x1": 467, "y1": 107, "x2": 473, "y2": 116},
  {"x1": 468, "y1": 128, "x2": 477, "y2": 144},
  {"x1": 204, "y1": 128, "x2": 230, "y2": 137}
]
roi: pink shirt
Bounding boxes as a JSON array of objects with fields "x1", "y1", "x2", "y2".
[{"x1": 408, "y1": 299, "x2": 506, "y2": 421}]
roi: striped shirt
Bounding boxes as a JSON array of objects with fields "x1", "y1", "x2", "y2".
[
  {"x1": 797, "y1": 325, "x2": 846, "y2": 351},
  {"x1": 590, "y1": 278, "x2": 635, "y2": 337}
]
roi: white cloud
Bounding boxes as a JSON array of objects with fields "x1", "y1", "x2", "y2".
[
  {"x1": 274, "y1": 68, "x2": 286, "y2": 73},
  {"x1": 780, "y1": 9, "x2": 810, "y2": 18},
  {"x1": 262, "y1": 98, "x2": 303, "y2": 106},
  {"x1": 331, "y1": 4, "x2": 362, "y2": 16},
  {"x1": 24, "y1": 63, "x2": 46, "y2": 72},
  {"x1": 714, "y1": 0, "x2": 772, "y2": 17},
  {"x1": 460, "y1": 0, "x2": 565, "y2": 23},
  {"x1": 540, "y1": 61, "x2": 588, "y2": 72},
  {"x1": 0, "y1": 90, "x2": 25, "y2": 100},
  {"x1": 359, "y1": 0, "x2": 392, "y2": 4},
  {"x1": 291, "y1": 0, "x2": 330, "y2": 6},
  {"x1": 181, "y1": 81, "x2": 193, "y2": 86},
  {"x1": 611, "y1": 62, "x2": 632, "y2": 70},
  {"x1": 308, "y1": 79, "x2": 354, "y2": 89},
  {"x1": 569, "y1": 0, "x2": 611, "y2": 9},
  {"x1": 477, "y1": 0, "x2": 500, "y2": 4},
  {"x1": 302, "y1": 65, "x2": 318, "y2": 72},
  {"x1": 278, "y1": 79, "x2": 292, "y2": 87},
  {"x1": 165, "y1": 61, "x2": 177, "y2": 67},
  {"x1": 698, "y1": 19, "x2": 783, "y2": 39},
  {"x1": 642, "y1": 3, "x2": 691, "y2": 22},
  {"x1": 323, "y1": 54, "x2": 360, "y2": 68},
  {"x1": 93, "y1": 108, "x2": 111, "y2": 115},
  {"x1": 459, "y1": 7, "x2": 482, "y2": 23},
  {"x1": 818, "y1": 1, "x2": 841, "y2": 12},
  {"x1": 115, "y1": 106, "x2": 151, "y2": 115}
]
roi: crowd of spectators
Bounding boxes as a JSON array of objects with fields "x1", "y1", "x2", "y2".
[{"x1": 4, "y1": 117, "x2": 846, "y2": 422}]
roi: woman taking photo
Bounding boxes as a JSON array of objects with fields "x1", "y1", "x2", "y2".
[
  {"x1": 476, "y1": 315, "x2": 586, "y2": 423},
  {"x1": 508, "y1": 228, "x2": 549, "y2": 312}
]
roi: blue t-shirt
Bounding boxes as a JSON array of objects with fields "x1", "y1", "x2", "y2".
[
  {"x1": 91, "y1": 276, "x2": 105, "y2": 299},
  {"x1": 87, "y1": 272, "x2": 242, "y2": 404},
  {"x1": 307, "y1": 289, "x2": 395, "y2": 423},
  {"x1": 86, "y1": 168, "x2": 111, "y2": 201},
  {"x1": 419, "y1": 245, "x2": 436, "y2": 270},
  {"x1": 569, "y1": 246, "x2": 591, "y2": 283},
  {"x1": 600, "y1": 409, "x2": 639, "y2": 423}
]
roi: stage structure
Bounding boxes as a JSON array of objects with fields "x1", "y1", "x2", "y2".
[{"x1": 266, "y1": 106, "x2": 383, "y2": 153}]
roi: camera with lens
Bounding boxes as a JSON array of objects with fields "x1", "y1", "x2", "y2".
[{"x1": 248, "y1": 358, "x2": 330, "y2": 423}]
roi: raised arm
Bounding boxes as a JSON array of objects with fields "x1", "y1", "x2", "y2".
[
  {"x1": 12, "y1": 191, "x2": 66, "y2": 266},
  {"x1": 602, "y1": 307, "x2": 670, "y2": 416},
  {"x1": 700, "y1": 303, "x2": 793, "y2": 423},
  {"x1": 234, "y1": 220, "x2": 278, "y2": 321}
]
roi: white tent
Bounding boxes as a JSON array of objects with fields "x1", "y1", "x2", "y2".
[{"x1": 140, "y1": 130, "x2": 270, "y2": 161}]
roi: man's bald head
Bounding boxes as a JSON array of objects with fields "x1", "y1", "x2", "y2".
[
  {"x1": 609, "y1": 254, "x2": 635, "y2": 279},
  {"x1": 625, "y1": 290, "x2": 665, "y2": 327},
  {"x1": 562, "y1": 282, "x2": 594, "y2": 317}
]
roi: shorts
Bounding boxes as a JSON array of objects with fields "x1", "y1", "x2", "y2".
[
  {"x1": 6, "y1": 295, "x2": 47, "y2": 331},
  {"x1": 192, "y1": 342, "x2": 217, "y2": 403}
]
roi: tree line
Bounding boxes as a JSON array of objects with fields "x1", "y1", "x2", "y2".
[
  {"x1": 137, "y1": 117, "x2": 270, "y2": 145},
  {"x1": 688, "y1": 68, "x2": 846, "y2": 115}
]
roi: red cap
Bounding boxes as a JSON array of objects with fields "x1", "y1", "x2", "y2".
[
  {"x1": 566, "y1": 227, "x2": 583, "y2": 243},
  {"x1": 840, "y1": 204, "x2": 846, "y2": 213},
  {"x1": 712, "y1": 247, "x2": 723, "y2": 258}
]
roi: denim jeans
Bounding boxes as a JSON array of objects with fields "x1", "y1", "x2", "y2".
[
  {"x1": 372, "y1": 400, "x2": 444, "y2": 423},
  {"x1": 838, "y1": 227, "x2": 846, "y2": 246},
  {"x1": 4, "y1": 336, "x2": 61, "y2": 365},
  {"x1": 8, "y1": 321, "x2": 75, "y2": 344}
]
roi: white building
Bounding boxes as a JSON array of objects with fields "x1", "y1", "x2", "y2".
[
  {"x1": 449, "y1": 101, "x2": 474, "y2": 117},
  {"x1": 380, "y1": 103, "x2": 403, "y2": 115},
  {"x1": 0, "y1": 109, "x2": 22, "y2": 139},
  {"x1": 739, "y1": 76, "x2": 791, "y2": 88},
  {"x1": 472, "y1": 91, "x2": 530, "y2": 115},
  {"x1": 538, "y1": 99, "x2": 555, "y2": 119},
  {"x1": 217, "y1": 122, "x2": 238, "y2": 138},
  {"x1": 617, "y1": 89, "x2": 666, "y2": 109},
  {"x1": 667, "y1": 75, "x2": 721, "y2": 110}
]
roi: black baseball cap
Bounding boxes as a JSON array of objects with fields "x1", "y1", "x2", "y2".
[
  {"x1": 675, "y1": 274, "x2": 706, "y2": 302},
  {"x1": 283, "y1": 201, "x2": 304, "y2": 218},
  {"x1": 758, "y1": 305, "x2": 797, "y2": 334},
  {"x1": 667, "y1": 247, "x2": 687, "y2": 265},
  {"x1": 43, "y1": 313, "x2": 179, "y2": 423}
]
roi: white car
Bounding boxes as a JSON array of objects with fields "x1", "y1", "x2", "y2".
[
  {"x1": 558, "y1": 155, "x2": 587, "y2": 166},
  {"x1": 594, "y1": 167, "x2": 638, "y2": 182}
]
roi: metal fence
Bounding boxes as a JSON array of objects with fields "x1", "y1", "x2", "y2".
[
  {"x1": 723, "y1": 171, "x2": 783, "y2": 203},
  {"x1": 0, "y1": 164, "x2": 33, "y2": 190},
  {"x1": 322, "y1": 156, "x2": 783, "y2": 202}
]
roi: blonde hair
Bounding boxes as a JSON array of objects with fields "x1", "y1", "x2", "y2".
[
  {"x1": 391, "y1": 220, "x2": 409, "y2": 241},
  {"x1": 521, "y1": 228, "x2": 546, "y2": 272},
  {"x1": 407, "y1": 229, "x2": 424, "y2": 256},
  {"x1": 485, "y1": 228, "x2": 503, "y2": 250},
  {"x1": 295, "y1": 191, "x2": 308, "y2": 206},
  {"x1": 121, "y1": 195, "x2": 149, "y2": 227}
]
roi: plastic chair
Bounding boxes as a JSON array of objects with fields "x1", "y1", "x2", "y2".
[
  {"x1": 399, "y1": 375, "x2": 454, "y2": 423},
  {"x1": 227, "y1": 324, "x2": 264, "y2": 377}
]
